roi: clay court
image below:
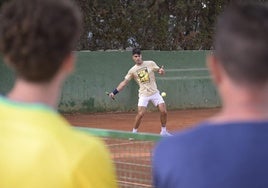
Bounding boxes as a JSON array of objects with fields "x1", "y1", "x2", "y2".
[
  {"x1": 64, "y1": 108, "x2": 220, "y2": 134},
  {"x1": 64, "y1": 108, "x2": 220, "y2": 188}
]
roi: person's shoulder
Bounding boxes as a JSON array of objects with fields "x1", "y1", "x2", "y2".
[
  {"x1": 144, "y1": 60, "x2": 158, "y2": 68},
  {"x1": 70, "y1": 130, "x2": 118, "y2": 187},
  {"x1": 76, "y1": 128, "x2": 114, "y2": 155},
  {"x1": 69, "y1": 129, "x2": 114, "y2": 169},
  {"x1": 56, "y1": 127, "x2": 117, "y2": 187},
  {"x1": 0, "y1": 97, "x2": 66, "y2": 126},
  {"x1": 144, "y1": 60, "x2": 155, "y2": 64},
  {"x1": 153, "y1": 122, "x2": 213, "y2": 162},
  {"x1": 156, "y1": 120, "x2": 268, "y2": 150},
  {"x1": 73, "y1": 129, "x2": 106, "y2": 149},
  {"x1": 155, "y1": 122, "x2": 218, "y2": 149},
  {"x1": 129, "y1": 64, "x2": 137, "y2": 70},
  {"x1": 30, "y1": 110, "x2": 107, "y2": 154},
  {"x1": 127, "y1": 65, "x2": 137, "y2": 74}
]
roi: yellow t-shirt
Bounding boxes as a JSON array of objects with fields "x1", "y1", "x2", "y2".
[
  {"x1": 125, "y1": 60, "x2": 160, "y2": 97},
  {"x1": 0, "y1": 96, "x2": 118, "y2": 188}
]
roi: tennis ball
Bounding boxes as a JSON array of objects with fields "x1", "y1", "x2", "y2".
[{"x1": 161, "y1": 92, "x2": 167, "y2": 97}]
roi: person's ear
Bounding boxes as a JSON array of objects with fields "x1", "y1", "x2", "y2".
[{"x1": 206, "y1": 54, "x2": 222, "y2": 86}]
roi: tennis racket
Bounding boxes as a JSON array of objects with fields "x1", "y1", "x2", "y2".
[{"x1": 105, "y1": 91, "x2": 115, "y2": 100}]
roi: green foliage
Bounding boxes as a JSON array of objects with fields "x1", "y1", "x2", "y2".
[
  {"x1": 74, "y1": 0, "x2": 229, "y2": 50},
  {"x1": 0, "y1": 0, "x2": 261, "y2": 51},
  {"x1": 0, "y1": 0, "x2": 266, "y2": 51}
]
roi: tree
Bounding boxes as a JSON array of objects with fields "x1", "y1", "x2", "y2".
[{"x1": 74, "y1": 0, "x2": 267, "y2": 50}]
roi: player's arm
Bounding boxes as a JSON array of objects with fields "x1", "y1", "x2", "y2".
[
  {"x1": 109, "y1": 79, "x2": 129, "y2": 99},
  {"x1": 151, "y1": 61, "x2": 165, "y2": 75}
]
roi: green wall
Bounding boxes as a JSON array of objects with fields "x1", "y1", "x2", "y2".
[
  {"x1": 0, "y1": 51, "x2": 221, "y2": 112},
  {"x1": 0, "y1": 57, "x2": 14, "y2": 94}
]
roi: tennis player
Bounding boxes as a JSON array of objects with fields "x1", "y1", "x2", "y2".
[
  {"x1": 109, "y1": 48, "x2": 172, "y2": 136},
  {"x1": 153, "y1": 2, "x2": 268, "y2": 188},
  {"x1": 0, "y1": 0, "x2": 117, "y2": 187}
]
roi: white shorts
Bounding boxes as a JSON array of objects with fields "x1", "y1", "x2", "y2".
[{"x1": 138, "y1": 92, "x2": 165, "y2": 107}]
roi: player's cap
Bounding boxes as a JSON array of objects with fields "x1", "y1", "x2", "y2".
[{"x1": 132, "y1": 48, "x2": 141, "y2": 55}]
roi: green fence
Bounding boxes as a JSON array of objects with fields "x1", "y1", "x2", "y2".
[{"x1": 0, "y1": 51, "x2": 221, "y2": 113}]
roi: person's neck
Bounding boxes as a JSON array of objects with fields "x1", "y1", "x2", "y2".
[
  {"x1": 210, "y1": 85, "x2": 268, "y2": 123},
  {"x1": 7, "y1": 79, "x2": 62, "y2": 109},
  {"x1": 136, "y1": 61, "x2": 143, "y2": 66}
]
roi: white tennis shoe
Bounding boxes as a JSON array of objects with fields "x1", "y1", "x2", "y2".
[
  {"x1": 160, "y1": 130, "x2": 172, "y2": 136},
  {"x1": 129, "y1": 130, "x2": 137, "y2": 140}
]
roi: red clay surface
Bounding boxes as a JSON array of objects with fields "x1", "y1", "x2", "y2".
[
  {"x1": 64, "y1": 108, "x2": 220, "y2": 134},
  {"x1": 64, "y1": 108, "x2": 221, "y2": 188}
]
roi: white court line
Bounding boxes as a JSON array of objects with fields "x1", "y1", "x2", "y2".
[
  {"x1": 106, "y1": 141, "x2": 152, "y2": 147},
  {"x1": 165, "y1": 68, "x2": 208, "y2": 72},
  {"x1": 118, "y1": 180, "x2": 151, "y2": 188},
  {"x1": 113, "y1": 152, "x2": 151, "y2": 158}
]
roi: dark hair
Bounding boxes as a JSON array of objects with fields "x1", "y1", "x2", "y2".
[
  {"x1": 132, "y1": 48, "x2": 141, "y2": 55},
  {"x1": 214, "y1": 3, "x2": 268, "y2": 86},
  {"x1": 0, "y1": 0, "x2": 82, "y2": 82}
]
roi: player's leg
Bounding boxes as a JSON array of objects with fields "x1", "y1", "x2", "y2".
[
  {"x1": 132, "y1": 106, "x2": 146, "y2": 132},
  {"x1": 158, "y1": 103, "x2": 167, "y2": 126},
  {"x1": 132, "y1": 96, "x2": 149, "y2": 133},
  {"x1": 158, "y1": 103, "x2": 172, "y2": 136},
  {"x1": 151, "y1": 92, "x2": 172, "y2": 136}
]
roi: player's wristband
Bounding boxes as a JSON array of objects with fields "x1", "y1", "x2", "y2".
[{"x1": 112, "y1": 88, "x2": 119, "y2": 95}]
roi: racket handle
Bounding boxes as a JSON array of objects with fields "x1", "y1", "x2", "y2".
[{"x1": 105, "y1": 91, "x2": 115, "y2": 100}]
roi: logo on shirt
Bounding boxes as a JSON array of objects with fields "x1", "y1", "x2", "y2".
[{"x1": 137, "y1": 67, "x2": 150, "y2": 83}]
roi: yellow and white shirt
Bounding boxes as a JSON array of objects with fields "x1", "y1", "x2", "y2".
[{"x1": 125, "y1": 60, "x2": 160, "y2": 97}]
